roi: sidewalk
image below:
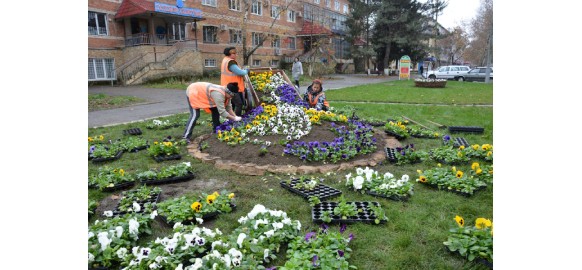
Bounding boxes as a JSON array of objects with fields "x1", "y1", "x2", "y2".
[{"x1": 88, "y1": 74, "x2": 400, "y2": 128}]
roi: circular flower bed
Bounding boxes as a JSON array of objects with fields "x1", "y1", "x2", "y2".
[{"x1": 414, "y1": 79, "x2": 447, "y2": 88}]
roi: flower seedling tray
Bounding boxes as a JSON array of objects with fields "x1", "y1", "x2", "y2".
[
  {"x1": 448, "y1": 126, "x2": 484, "y2": 134},
  {"x1": 128, "y1": 145, "x2": 149, "y2": 153},
  {"x1": 159, "y1": 203, "x2": 237, "y2": 227},
  {"x1": 140, "y1": 172, "x2": 195, "y2": 186},
  {"x1": 123, "y1": 128, "x2": 143, "y2": 135},
  {"x1": 384, "y1": 130, "x2": 406, "y2": 140},
  {"x1": 365, "y1": 190, "x2": 409, "y2": 202},
  {"x1": 101, "y1": 181, "x2": 135, "y2": 192},
  {"x1": 385, "y1": 147, "x2": 397, "y2": 163},
  {"x1": 312, "y1": 201, "x2": 386, "y2": 224},
  {"x1": 113, "y1": 192, "x2": 161, "y2": 216},
  {"x1": 280, "y1": 179, "x2": 342, "y2": 201},
  {"x1": 153, "y1": 154, "x2": 182, "y2": 162},
  {"x1": 448, "y1": 249, "x2": 493, "y2": 269},
  {"x1": 452, "y1": 137, "x2": 470, "y2": 148},
  {"x1": 422, "y1": 183, "x2": 487, "y2": 197},
  {"x1": 91, "y1": 150, "x2": 124, "y2": 163}
]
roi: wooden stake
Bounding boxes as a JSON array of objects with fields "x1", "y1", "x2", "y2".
[
  {"x1": 425, "y1": 119, "x2": 447, "y2": 129},
  {"x1": 401, "y1": 115, "x2": 432, "y2": 130}
]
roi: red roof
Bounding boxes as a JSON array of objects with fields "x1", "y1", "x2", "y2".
[
  {"x1": 354, "y1": 37, "x2": 366, "y2": 46},
  {"x1": 296, "y1": 21, "x2": 333, "y2": 36},
  {"x1": 115, "y1": 0, "x2": 154, "y2": 20}
]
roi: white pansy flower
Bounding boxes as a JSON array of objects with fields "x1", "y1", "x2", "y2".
[
  {"x1": 265, "y1": 230, "x2": 275, "y2": 237},
  {"x1": 117, "y1": 247, "x2": 128, "y2": 259},
  {"x1": 97, "y1": 232, "x2": 112, "y2": 251},
  {"x1": 132, "y1": 202, "x2": 141, "y2": 212},
  {"x1": 150, "y1": 210, "x2": 158, "y2": 219},
  {"x1": 402, "y1": 174, "x2": 409, "y2": 181},
  {"x1": 237, "y1": 233, "x2": 246, "y2": 248},
  {"x1": 115, "y1": 226, "x2": 124, "y2": 237},
  {"x1": 272, "y1": 222, "x2": 284, "y2": 230},
  {"x1": 175, "y1": 264, "x2": 183, "y2": 270},
  {"x1": 88, "y1": 252, "x2": 95, "y2": 262},
  {"x1": 353, "y1": 176, "x2": 364, "y2": 190},
  {"x1": 264, "y1": 249, "x2": 270, "y2": 260},
  {"x1": 173, "y1": 222, "x2": 183, "y2": 229},
  {"x1": 129, "y1": 218, "x2": 140, "y2": 235},
  {"x1": 88, "y1": 232, "x2": 95, "y2": 239},
  {"x1": 103, "y1": 211, "x2": 113, "y2": 217},
  {"x1": 196, "y1": 218, "x2": 204, "y2": 224},
  {"x1": 383, "y1": 172, "x2": 394, "y2": 179}
]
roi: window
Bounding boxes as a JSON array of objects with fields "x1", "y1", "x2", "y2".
[
  {"x1": 325, "y1": 0, "x2": 330, "y2": 8},
  {"x1": 228, "y1": 0, "x2": 241, "y2": 11},
  {"x1": 271, "y1": 60, "x2": 279, "y2": 66},
  {"x1": 170, "y1": 23, "x2": 186, "y2": 41},
  {"x1": 438, "y1": 67, "x2": 449, "y2": 72},
  {"x1": 251, "y1": 0, "x2": 263, "y2": 15},
  {"x1": 343, "y1": 4, "x2": 348, "y2": 14},
  {"x1": 450, "y1": 67, "x2": 459, "y2": 71},
  {"x1": 88, "y1": 58, "x2": 115, "y2": 81},
  {"x1": 252, "y1": 59, "x2": 261, "y2": 67},
  {"x1": 287, "y1": 10, "x2": 296, "y2": 22},
  {"x1": 252, "y1": 32, "x2": 263, "y2": 46},
  {"x1": 204, "y1": 59, "x2": 217, "y2": 67},
  {"x1": 88, "y1": 11, "x2": 108, "y2": 36},
  {"x1": 288, "y1": 37, "x2": 296, "y2": 49},
  {"x1": 203, "y1": 26, "x2": 218, "y2": 43},
  {"x1": 334, "y1": 0, "x2": 340, "y2": 11},
  {"x1": 314, "y1": 0, "x2": 320, "y2": 4},
  {"x1": 271, "y1": 36, "x2": 280, "y2": 48},
  {"x1": 202, "y1": 0, "x2": 217, "y2": 7},
  {"x1": 271, "y1": 6, "x2": 281, "y2": 19},
  {"x1": 229, "y1": 29, "x2": 242, "y2": 44}
]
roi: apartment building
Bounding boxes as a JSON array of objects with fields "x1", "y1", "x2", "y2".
[{"x1": 88, "y1": 0, "x2": 351, "y2": 85}]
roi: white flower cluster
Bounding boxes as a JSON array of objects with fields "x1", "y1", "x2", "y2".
[
  {"x1": 152, "y1": 119, "x2": 171, "y2": 126},
  {"x1": 345, "y1": 167, "x2": 410, "y2": 191},
  {"x1": 248, "y1": 103, "x2": 311, "y2": 141},
  {"x1": 263, "y1": 73, "x2": 287, "y2": 92},
  {"x1": 414, "y1": 78, "x2": 447, "y2": 82}
]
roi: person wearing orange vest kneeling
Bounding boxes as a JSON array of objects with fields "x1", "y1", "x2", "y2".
[
  {"x1": 182, "y1": 82, "x2": 242, "y2": 143},
  {"x1": 303, "y1": 79, "x2": 330, "y2": 111},
  {"x1": 221, "y1": 47, "x2": 249, "y2": 116}
]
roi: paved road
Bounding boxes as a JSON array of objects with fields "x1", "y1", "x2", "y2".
[{"x1": 88, "y1": 74, "x2": 401, "y2": 128}]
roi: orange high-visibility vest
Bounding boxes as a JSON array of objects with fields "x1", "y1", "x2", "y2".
[
  {"x1": 307, "y1": 92, "x2": 330, "y2": 108},
  {"x1": 220, "y1": 57, "x2": 244, "y2": 93},
  {"x1": 186, "y1": 82, "x2": 230, "y2": 112}
]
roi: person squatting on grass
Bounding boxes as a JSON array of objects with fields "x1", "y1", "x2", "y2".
[
  {"x1": 303, "y1": 79, "x2": 329, "y2": 111},
  {"x1": 220, "y1": 47, "x2": 249, "y2": 116},
  {"x1": 182, "y1": 82, "x2": 242, "y2": 143}
]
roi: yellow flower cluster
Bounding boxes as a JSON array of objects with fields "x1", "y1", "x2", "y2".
[
  {"x1": 249, "y1": 71, "x2": 273, "y2": 92},
  {"x1": 88, "y1": 134, "x2": 105, "y2": 142},
  {"x1": 217, "y1": 128, "x2": 243, "y2": 145},
  {"x1": 263, "y1": 104, "x2": 278, "y2": 118},
  {"x1": 471, "y1": 144, "x2": 493, "y2": 156},
  {"x1": 304, "y1": 108, "x2": 348, "y2": 124},
  {"x1": 454, "y1": 215, "x2": 493, "y2": 234},
  {"x1": 389, "y1": 121, "x2": 407, "y2": 131}
]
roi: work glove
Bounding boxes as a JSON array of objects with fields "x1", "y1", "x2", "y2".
[{"x1": 234, "y1": 116, "x2": 242, "y2": 122}]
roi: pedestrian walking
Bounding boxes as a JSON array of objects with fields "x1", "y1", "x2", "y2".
[{"x1": 292, "y1": 57, "x2": 304, "y2": 92}]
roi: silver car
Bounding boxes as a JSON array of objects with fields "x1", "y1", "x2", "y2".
[
  {"x1": 426, "y1": 65, "x2": 471, "y2": 81},
  {"x1": 465, "y1": 67, "x2": 493, "y2": 82}
]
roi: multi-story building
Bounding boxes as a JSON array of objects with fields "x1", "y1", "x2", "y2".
[{"x1": 88, "y1": 0, "x2": 352, "y2": 85}]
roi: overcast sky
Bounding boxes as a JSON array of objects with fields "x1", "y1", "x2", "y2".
[{"x1": 418, "y1": 0, "x2": 482, "y2": 30}]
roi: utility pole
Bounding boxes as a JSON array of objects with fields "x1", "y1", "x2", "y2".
[{"x1": 484, "y1": 25, "x2": 492, "y2": 83}]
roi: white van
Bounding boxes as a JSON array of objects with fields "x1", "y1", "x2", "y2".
[{"x1": 426, "y1": 65, "x2": 471, "y2": 81}]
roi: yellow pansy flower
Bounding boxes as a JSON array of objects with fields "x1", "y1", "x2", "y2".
[
  {"x1": 454, "y1": 215, "x2": 465, "y2": 227},
  {"x1": 228, "y1": 193, "x2": 235, "y2": 199},
  {"x1": 191, "y1": 202, "x2": 202, "y2": 212},
  {"x1": 419, "y1": 176, "x2": 427, "y2": 183},
  {"x1": 206, "y1": 194, "x2": 217, "y2": 204},
  {"x1": 475, "y1": 218, "x2": 492, "y2": 229},
  {"x1": 456, "y1": 170, "x2": 464, "y2": 178},
  {"x1": 471, "y1": 162, "x2": 480, "y2": 170}
]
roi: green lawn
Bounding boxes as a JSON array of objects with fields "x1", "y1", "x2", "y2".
[{"x1": 88, "y1": 81, "x2": 493, "y2": 269}]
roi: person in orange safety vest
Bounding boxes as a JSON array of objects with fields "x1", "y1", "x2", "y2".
[
  {"x1": 182, "y1": 82, "x2": 242, "y2": 143},
  {"x1": 303, "y1": 79, "x2": 329, "y2": 111},
  {"x1": 221, "y1": 47, "x2": 249, "y2": 116}
]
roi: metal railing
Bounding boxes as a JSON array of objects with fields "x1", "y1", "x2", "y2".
[{"x1": 124, "y1": 33, "x2": 193, "y2": 47}]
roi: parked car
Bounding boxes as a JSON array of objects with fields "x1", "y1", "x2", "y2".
[
  {"x1": 465, "y1": 67, "x2": 493, "y2": 82},
  {"x1": 425, "y1": 65, "x2": 471, "y2": 81}
]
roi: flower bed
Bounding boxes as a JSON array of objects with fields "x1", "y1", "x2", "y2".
[
  {"x1": 345, "y1": 167, "x2": 414, "y2": 201},
  {"x1": 414, "y1": 78, "x2": 447, "y2": 88}
]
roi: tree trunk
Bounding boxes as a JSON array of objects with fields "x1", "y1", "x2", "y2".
[{"x1": 383, "y1": 44, "x2": 391, "y2": 75}]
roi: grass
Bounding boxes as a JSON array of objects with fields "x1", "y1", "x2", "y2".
[
  {"x1": 88, "y1": 93, "x2": 146, "y2": 111},
  {"x1": 88, "y1": 81, "x2": 493, "y2": 269}
]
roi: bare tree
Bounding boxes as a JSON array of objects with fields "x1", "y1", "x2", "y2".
[
  {"x1": 440, "y1": 26, "x2": 469, "y2": 65},
  {"x1": 237, "y1": 0, "x2": 298, "y2": 65},
  {"x1": 464, "y1": 0, "x2": 493, "y2": 66}
]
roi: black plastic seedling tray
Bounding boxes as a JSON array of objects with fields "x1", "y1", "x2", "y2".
[
  {"x1": 140, "y1": 172, "x2": 195, "y2": 186},
  {"x1": 280, "y1": 179, "x2": 342, "y2": 201},
  {"x1": 312, "y1": 201, "x2": 386, "y2": 224},
  {"x1": 452, "y1": 137, "x2": 470, "y2": 148},
  {"x1": 448, "y1": 126, "x2": 484, "y2": 134},
  {"x1": 123, "y1": 128, "x2": 143, "y2": 135}
]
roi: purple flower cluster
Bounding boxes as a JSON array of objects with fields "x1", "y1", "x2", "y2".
[
  {"x1": 283, "y1": 119, "x2": 377, "y2": 163},
  {"x1": 215, "y1": 105, "x2": 265, "y2": 133},
  {"x1": 275, "y1": 84, "x2": 308, "y2": 107}
]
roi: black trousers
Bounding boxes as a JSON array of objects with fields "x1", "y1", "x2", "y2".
[
  {"x1": 183, "y1": 96, "x2": 221, "y2": 139},
  {"x1": 231, "y1": 92, "x2": 244, "y2": 116}
]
